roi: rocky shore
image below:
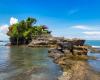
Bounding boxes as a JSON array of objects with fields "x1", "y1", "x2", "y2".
[
  {"x1": 48, "y1": 39, "x2": 100, "y2": 80},
  {"x1": 25, "y1": 36, "x2": 100, "y2": 80},
  {"x1": 90, "y1": 47, "x2": 100, "y2": 53},
  {"x1": 58, "y1": 60, "x2": 100, "y2": 80},
  {"x1": 49, "y1": 51, "x2": 100, "y2": 80}
]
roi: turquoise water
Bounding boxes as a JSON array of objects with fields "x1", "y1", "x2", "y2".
[
  {"x1": 0, "y1": 46, "x2": 61, "y2": 80},
  {"x1": 85, "y1": 40, "x2": 100, "y2": 46}
]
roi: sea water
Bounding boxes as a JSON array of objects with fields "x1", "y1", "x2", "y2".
[
  {"x1": 0, "y1": 44, "x2": 61, "y2": 80},
  {"x1": 85, "y1": 40, "x2": 100, "y2": 72}
]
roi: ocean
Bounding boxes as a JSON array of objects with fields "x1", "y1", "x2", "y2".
[
  {"x1": 0, "y1": 40, "x2": 100, "y2": 47},
  {"x1": 85, "y1": 40, "x2": 100, "y2": 48}
]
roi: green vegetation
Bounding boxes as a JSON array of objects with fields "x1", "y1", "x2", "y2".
[{"x1": 7, "y1": 17, "x2": 51, "y2": 45}]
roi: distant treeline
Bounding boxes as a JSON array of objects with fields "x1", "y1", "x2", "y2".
[{"x1": 7, "y1": 17, "x2": 51, "y2": 45}]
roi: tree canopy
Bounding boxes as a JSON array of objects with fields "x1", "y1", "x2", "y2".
[{"x1": 7, "y1": 17, "x2": 51, "y2": 45}]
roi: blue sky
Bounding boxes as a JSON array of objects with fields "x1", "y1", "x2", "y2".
[{"x1": 0, "y1": 0, "x2": 100, "y2": 40}]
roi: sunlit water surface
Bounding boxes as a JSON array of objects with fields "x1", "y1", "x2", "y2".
[
  {"x1": 0, "y1": 45, "x2": 61, "y2": 80},
  {"x1": 88, "y1": 52, "x2": 100, "y2": 72}
]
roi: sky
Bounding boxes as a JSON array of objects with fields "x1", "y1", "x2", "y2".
[{"x1": 0, "y1": 0, "x2": 100, "y2": 40}]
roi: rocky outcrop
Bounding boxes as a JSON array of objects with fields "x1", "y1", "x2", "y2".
[
  {"x1": 28, "y1": 35, "x2": 86, "y2": 48},
  {"x1": 28, "y1": 34, "x2": 51, "y2": 47},
  {"x1": 28, "y1": 40, "x2": 49, "y2": 47},
  {"x1": 54, "y1": 40, "x2": 88, "y2": 56},
  {"x1": 73, "y1": 46, "x2": 88, "y2": 55},
  {"x1": 58, "y1": 61, "x2": 100, "y2": 80},
  {"x1": 90, "y1": 47, "x2": 100, "y2": 53},
  {"x1": 72, "y1": 39, "x2": 85, "y2": 46},
  {"x1": 48, "y1": 49, "x2": 64, "y2": 60},
  {"x1": 85, "y1": 45, "x2": 100, "y2": 53},
  {"x1": 48, "y1": 39, "x2": 100, "y2": 80}
]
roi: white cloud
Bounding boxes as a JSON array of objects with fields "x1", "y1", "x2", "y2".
[
  {"x1": 82, "y1": 31, "x2": 100, "y2": 40},
  {"x1": 83, "y1": 35, "x2": 100, "y2": 40},
  {"x1": 0, "y1": 17, "x2": 18, "y2": 40},
  {"x1": 83, "y1": 31, "x2": 100, "y2": 35},
  {"x1": 71, "y1": 25, "x2": 100, "y2": 40},
  {"x1": 72, "y1": 25, "x2": 100, "y2": 31},
  {"x1": 72, "y1": 25, "x2": 92, "y2": 30},
  {"x1": 10, "y1": 17, "x2": 18, "y2": 25},
  {"x1": 0, "y1": 24, "x2": 9, "y2": 40},
  {"x1": 0, "y1": 24, "x2": 9, "y2": 33}
]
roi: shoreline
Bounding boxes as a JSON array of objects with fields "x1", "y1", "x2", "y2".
[
  {"x1": 2, "y1": 39, "x2": 100, "y2": 80},
  {"x1": 47, "y1": 40, "x2": 100, "y2": 80},
  {"x1": 48, "y1": 51, "x2": 100, "y2": 80},
  {"x1": 58, "y1": 60, "x2": 100, "y2": 80}
]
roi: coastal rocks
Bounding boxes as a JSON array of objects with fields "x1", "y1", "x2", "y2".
[
  {"x1": 54, "y1": 39, "x2": 88, "y2": 55},
  {"x1": 28, "y1": 34, "x2": 52, "y2": 47},
  {"x1": 28, "y1": 37, "x2": 50, "y2": 47},
  {"x1": 63, "y1": 49, "x2": 70, "y2": 54},
  {"x1": 85, "y1": 45, "x2": 100, "y2": 53},
  {"x1": 90, "y1": 47, "x2": 100, "y2": 53},
  {"x1": 73, "y1": 50, "x2": 87, "y2": 55},
  {"x1": 48, "y1": 49, "x2": 64, "y2": 60},
  {"x1": 72, "y1": 39, "x2": 85, "y2": 46},
  {"x1": 28, "y1": 40, "x2": 48, "y2": 47},
  {"x1": 48, "y1": 39, "x2": 100, "y2": 80},
  {"x1": 58, "y1": 70, "x2": 72, "y2": 80},
  {"x1": 54, "y1": 44, "x2": 88, "y2": 56},
  {"x1": 73, "y1": 46, "x2": 88, "y2": 55},
  {"x1": 28, "y1": 35, "x2": 86, "y2": 48},
  {"x1": 56, "y1": 56, "x2": 86, "y2": 80},
  {"x1": 58, "y1": 60, "x2": 100, "y2": 80}
]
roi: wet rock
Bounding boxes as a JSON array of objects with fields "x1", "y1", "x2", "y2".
[
  {"x1": 90, "y1": 47, "x2": 100, "y2": 53},
  {"x1": 63, "y1": 49, "x2": 70, "y2": 54},
  {"x1": 58, "y1": 70, "x2": 72, "y2": 80},
  {"x1": 48, "y1": 49, "x2": 64, "y2": 60},
  {"x1": 72, "y1": 46, "x2": 88, "y2": 55},
  {"x1": 72, "y1": 39, "x2": 85, "y2": 46},
  {"x1": 73, "y1": 50, "x2": 87, "y2": 55}
]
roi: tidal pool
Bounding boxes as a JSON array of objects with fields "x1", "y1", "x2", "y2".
[
  {"x1": 88, "y1": 52, "x2": 100, "y2": 72},
  {"x1": 0, "y1": 46, "x2": 61, "y2": 80}
]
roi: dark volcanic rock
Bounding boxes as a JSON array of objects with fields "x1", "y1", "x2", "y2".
[{"x1": 72, "y1": 39, "x2": 85, "y2": 46}]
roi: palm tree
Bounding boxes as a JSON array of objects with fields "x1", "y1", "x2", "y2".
[
  {"x1": 26, "y1": 17, "x2": 37, "y2": 28},
  {"x1": 7, "y1": 17, "x2": 51, "y2": 45}
]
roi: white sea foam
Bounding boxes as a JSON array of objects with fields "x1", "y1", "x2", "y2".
[{"x1": 92, "y1": 46, "x2": 100, "y2": 48}]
